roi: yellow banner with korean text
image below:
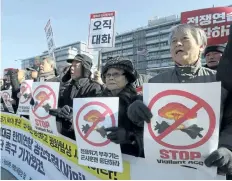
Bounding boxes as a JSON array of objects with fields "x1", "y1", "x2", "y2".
[{"x1": 0, "y1": 112, "x2": 131, "y2": 180}]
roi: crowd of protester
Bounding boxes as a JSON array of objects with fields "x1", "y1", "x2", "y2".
[{"x1": 1, "y1": 23, "x2": 232, "y2": 179}]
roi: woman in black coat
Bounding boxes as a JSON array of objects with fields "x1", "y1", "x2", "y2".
[{"x1": 100, "y1": 56, "x2": 144, "y2": 157}]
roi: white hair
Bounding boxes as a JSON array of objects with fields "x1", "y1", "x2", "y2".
[{"x1": 168, "y1": 24, "x2": 207, "y2": 48}]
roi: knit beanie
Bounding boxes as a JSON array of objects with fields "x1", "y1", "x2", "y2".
[{"x1": 102, "y1": 56, "x2": 136, "y2": 83}]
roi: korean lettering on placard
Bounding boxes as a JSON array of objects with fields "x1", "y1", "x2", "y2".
[
  {"x1": 33, "y1": 142, "x2": 86, "y2": 180},
  {"x1": 88, "y1": 166, "x2": 118, "y2": 180},
  {"x1": 203, "y1": 25, "x2": 230, "y2": 38},
  {"x1": 48, "y1": 39, "x2": 54, "y2": 50},
  {"x1": 92, "y1": 19, "x2": 112, "y2": 44},
  {"x1": 18, "y1": 146, "x2": 45, "y2": 175},
  {"x1": 46, "y1": 26, "x2": 53, "y2": 39},
  {"x1": 2, "y1": 159, "x2": 29, "y2": 180},
  {"x1": 44, "y1": 19, "x2": 55, "y2": 53},
  {"x1": 1, "y1": 127, "x2": 12, "y2": 140},
  {"x1": 80, "y1": 149, "x2": 120, "y2": 167},
  {"x1": 12, "y1": 131, "x2": 34, "y2": 150},
  {"x1": 49, "y1": 136, "x2": 72, "y2": 157},
  {"x1": 89, "y1": 12, "x2": 115, "y2": 48},
  {"x1": 187, "y1": 11, "x2": 232, "y2": 39}
]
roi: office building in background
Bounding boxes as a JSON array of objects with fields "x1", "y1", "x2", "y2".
[
  {"x1": 101, "y1": 15, "x2": 208, "y2": 76},
  {"x1": 21, "y1": 41, "x2": 93, "y2": 74}
]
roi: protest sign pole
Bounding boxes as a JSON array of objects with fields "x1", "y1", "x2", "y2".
[{"x1": 97, "y1": 49, "x2": 102, "y2": 71}]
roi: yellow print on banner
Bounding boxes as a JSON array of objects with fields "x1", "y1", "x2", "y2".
[{"x1": 0, "y1": 113, "x2": 131, "y2": 180}]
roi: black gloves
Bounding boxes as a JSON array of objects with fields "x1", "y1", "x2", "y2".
[
  {"x1": 30, "y1": 97, "x2": 35, "y2": 106},
  {"x1": 105, "y1": 127, "x2": 134, "y2": 144},
  {"x1": 205, "y1": 147, "x2": 232, "y2": 175},
  {"x1": 127, "y1": 100, "x2": 153, "y2": 127},
  {"x1": 49, "y1": 105, "x2": 73, "y2": 121}
]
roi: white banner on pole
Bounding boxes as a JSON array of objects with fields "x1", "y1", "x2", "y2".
[
  {"x1": 88, "y1": 12, "x2": 116, "y2": 49},
  {"x1": 44, "y1": 19, "x2": 56, "y2": 56}
]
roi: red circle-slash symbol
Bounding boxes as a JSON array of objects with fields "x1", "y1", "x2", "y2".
[
  {"x1": 147, "y1": 90, "x2": 216, "y2": 150},
  {"x1": 32, "y1": 85, "x2": 56, "y2": 120},
  {"x1": 19, "y1": 82, "x2": 32, "y2": 104},
  {"x1": 76, "y1": 101, "x2": 116, "y2": 147}
]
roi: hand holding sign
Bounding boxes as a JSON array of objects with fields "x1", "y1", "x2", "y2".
[
  {"x1": 73, "y1": 97, "x2": 123, "y2": 172},
  {"x1": 127, "y1": 100, "x2": 153, "y2": 127},
  {"x1": 17, "y1": 80, "x2": 33, "y2": 115},
  {"x1": 205, "y1": 147, "x2": 232, "y2": 175},
  {"x1": 49, "y1": 105, "x2": 73, "y2": 121},
  {"x1": 143, "y1": 83, "x2": 221, "y2": 177},
  {"x1": 105, "y1": 127, "x2": 130, "y2": 144}
]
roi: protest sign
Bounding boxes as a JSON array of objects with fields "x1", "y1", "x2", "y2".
[
  {"x1": 1, "y1": 90, "x2": 14, "y2": 113},
  {"x1": 88, "y1": 11, "x2": 116, "y2": 49},
  {"x1": 143, "y1": 82, "x2": 221, "y2": 176},
  {"x1": 0, "y1": 112, "x2": 226, "y2": 180},
  {"x1": 73, "y1": 97, "x2": 123, "y2": 172},
  {"x1": 181, "y1": 7, "x2": 232, "y2": 45},
  {"x1": 44, "y1": 19, "x2": 56, "y2": 56},
  {"x1": 17, "y1": 80, "x2": 33, "y2": 115},
  {"x1": 29, "y1": 82, "x2": 60, "y2": 135}
]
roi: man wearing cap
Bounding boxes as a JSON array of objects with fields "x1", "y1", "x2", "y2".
[
  {"x1": 49, "y1": 54, "x2": 104, "y2": 140},
  {"x1": 203, "y1": 45, "x2": 225, "y2": 70}
]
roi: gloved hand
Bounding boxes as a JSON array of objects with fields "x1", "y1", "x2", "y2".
[
  {"x1": 49, "y1": 106, "x2": 73, "y2": 121},
  {"x1": 49, "y1": 108, "x2": 64, "y2": 118},
  {"x1": 30, "y1": 97, "x2": 35, "y2": 106},
  {"x1": 60, "y1": 105, "x2": 73, "y2": 120},
  {"x1": 105, "y1": 127, "x2": 131, "y2": 144},
  {"x1": 127, "y1": 100, "x2": 153, "y2": 127},
  {"x1": 204, "y1": 147, "x2": 232, "y2": 175}
]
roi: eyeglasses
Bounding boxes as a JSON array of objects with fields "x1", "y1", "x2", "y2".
[{"x1": 105, "y1": 72, "x2": 125, "y2": 79}]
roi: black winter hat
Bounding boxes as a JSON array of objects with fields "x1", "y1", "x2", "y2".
[
  {"x1": 67, "y1": 54, "x2": 93, "y2": 71},
  {"x1": 102, "y1": 56, "x2": 136, "y2": 83},
  {"x1": 204, "y1": 45, "x2": 225, "y2": 57}
]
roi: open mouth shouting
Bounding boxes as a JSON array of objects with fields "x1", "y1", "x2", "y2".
[{"x1": 175, "y1": 49, "x2": 184, "y2": 55}]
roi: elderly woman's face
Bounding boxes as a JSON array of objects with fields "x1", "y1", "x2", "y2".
[
  {"x1": 170, "y1": 29, "x2": 202, "y2": 65},
  {"x1": 105, "y1": 68, "x2": 128, "y2": 91}
]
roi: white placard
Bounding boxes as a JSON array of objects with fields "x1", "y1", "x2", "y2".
[
  {"x1": 1, "y1": 89, "x2": 14, "y2": 113},
  {"x1": 17, "y1": 80, "x2": 33, "y2": 115},
  {"x1": 29, "y1": 82, "x2": 60, "y2": 135},
  {"x1": 143, "y1": 82, "x2": 221, "y2": 177},
  {"x1": 73, "y1": 97, "x2": 123, "y2": 172},
  {"x1": 88, "y1": 12, "x2": 116, "y2": 49},
  {"x1": 44, "y1": 19, "x2": 55, "y2": 56}
]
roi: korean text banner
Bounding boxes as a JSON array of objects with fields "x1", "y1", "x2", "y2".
[
  {"x1": 44, "y1": 19, "x2": 55, "y2": 55},
  {"x1": 181, "y1": 7, "x2": 232, "y2": 45},
  {"x1": 88, "y1": 11, "x2": 116, "y2": 49},
  {"x1": 0, "y1": 113, "x2": 226, "y2": 180}
]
